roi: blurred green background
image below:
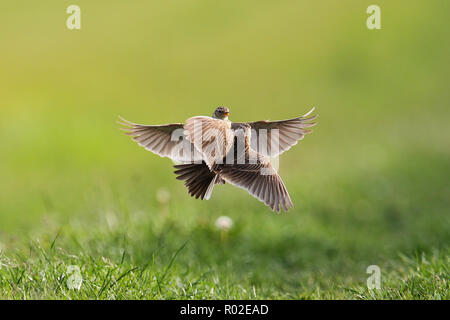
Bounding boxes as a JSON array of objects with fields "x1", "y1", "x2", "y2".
[{"x1": 0, "y1": 1, "x2": 448, "y2": 299}]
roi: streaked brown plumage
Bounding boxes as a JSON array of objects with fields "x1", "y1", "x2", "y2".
[{"x1": 119, "y1": 106, "x2": 317, "y2": 213}]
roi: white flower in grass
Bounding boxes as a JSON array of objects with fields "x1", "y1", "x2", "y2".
[
  {"x1": 156, "y1": 188, "x2": 170, "y2": 204},
  {"x1": 66, "y1": 265, "x2": 82, "y2": 290},
  {"x1": 105, "y1": 211, "x2": 118, "y2": 230},
  {"x1": 215, "y1": 216, "x2": 233, "y2": 231}
]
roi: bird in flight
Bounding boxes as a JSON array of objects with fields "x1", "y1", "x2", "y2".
[{"x1": 119, "y1": 106, "x2": 317, "y2": 212}]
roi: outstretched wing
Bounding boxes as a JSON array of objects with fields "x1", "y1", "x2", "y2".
[
  {"x1": 184, "y1": 116, "x2": 235, "y2": 168},
  {"x1": 220, "y1": 147, "x2": 293, "y2": 213},
  {"x1": 236, "y1": 108, "x2": 317, "y2": 157},
  {"x1": 119, "y1": 116, "x2": 201, "y2": 162}
]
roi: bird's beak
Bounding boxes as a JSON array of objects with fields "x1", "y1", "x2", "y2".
[{"x1": 224, "y1": 112, "x2": 230, "y2": 116}]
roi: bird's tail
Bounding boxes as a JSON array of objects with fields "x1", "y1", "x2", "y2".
[{"x1": 173, "y1": 162, "x2": 221, "y2": 200}]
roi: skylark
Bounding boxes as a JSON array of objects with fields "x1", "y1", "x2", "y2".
[{"x1": 119, "y1": 106, "x2": 317, "y2": 212}]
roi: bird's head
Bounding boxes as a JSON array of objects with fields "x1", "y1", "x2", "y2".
[{"x1": 212, "y1": 106, "x2": 230, "y2": 120}]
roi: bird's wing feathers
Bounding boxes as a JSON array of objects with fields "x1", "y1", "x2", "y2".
[
  {"x1": 220, "y1": 147, "x2": 293, "y2": 213},
  {"x1": 119, "y1": 116, "x2": 202, "y2": 162},
  {"x1": 184, "y1": 116, "x2": 235, "y2": 169},
  {"x1": 238, "y1": 108, "x2": 317, "y2": 157}
]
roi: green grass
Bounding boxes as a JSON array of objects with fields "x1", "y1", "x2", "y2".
[
  {"x1": 0, "y1": 1, "x2": 449, "y2": 299},
  {"x1": 0, "y1": 147, "x2": 448, "y2": 299},
  {"x1": 0, "y1": 239, "x2": 448, "y2": 299}
]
